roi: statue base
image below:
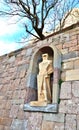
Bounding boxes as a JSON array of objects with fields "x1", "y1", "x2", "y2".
[
  {"x1": 23, "y1": 103, "x2": 58, "y2": 113},
  {"x1": 30, "y1": 101, "x2": 47, "y2": 106}
]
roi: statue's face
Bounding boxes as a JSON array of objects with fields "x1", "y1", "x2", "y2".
[{"x1": 42, "y1": 54, "x2": 48, "y2": 60}]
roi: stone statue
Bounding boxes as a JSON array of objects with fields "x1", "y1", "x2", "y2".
[{"x1": 30, "y1": 53, "x2": 53, "y2": 106}]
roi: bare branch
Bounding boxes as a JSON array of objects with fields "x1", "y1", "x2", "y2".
[
  {"x1": 25, "y1": 24, "x2": 40, "y2": 39},
  {"x1": 0, "y1": 0, "x2": 79, "y2": 41},
  {"x1": 44, "y1": 0, "x2": 59, "y2": 20}
]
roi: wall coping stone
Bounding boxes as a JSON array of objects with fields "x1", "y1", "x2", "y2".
[
  {"x1": 62, "y1": 56, "x2": 79, "y2": 62},
  {"x1": 23, "y1": 103, "x2": 58, "y2": 113}
]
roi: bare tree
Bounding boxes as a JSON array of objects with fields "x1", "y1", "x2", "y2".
[{"x1": 0, "y1": 0, "x2": 79, "y2": 41}]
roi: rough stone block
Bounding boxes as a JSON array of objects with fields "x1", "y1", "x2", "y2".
[
  {"x1": 62, "y1": 61, "x2": 74, "y2": 70},
  {"x1": 4, "y1": 126, "x2": 11, "y2": 130},
  {"x1": 72, "y1": 81, "x2": 79, "y2": 97},
  {"x1": 69, "y1": 44, "x2": 79, "y2": 52},
  {"x1": 5, "y1": 91, "x2": 13, "y2": 100},
  {"x1": 65, "y1": 114, "x2": 76, "y2": 130},
  {"x1": 43, "y1": 113, "x2": 65, "y2": 123},
  {"x1": 53, "y1": 122, "x2": 64, "y2": 130},
  {"x1": 41, "y1": 121, "x2": 54, "y2": 130},
  {"x1": 0, "y1": 125, "x2": 4, "y2": 130},
  {"x1": 25, "y1": 87, "x2": 37, "y2": 103},
  {"x1": 26, "y1": 113, "x2": 42, "y2": 130},
  {"x1": 74, "y1": 59, "x2": 79, "y2": 69},
  {"x1": 11, "y1": 99, "x2": 24, "y2": 105},
  {"x1": 60, "y1": 82, "x2": 71, "y2": 99},
  {"x1": 59, "y1": 100, "x2": 67, "y2": 113},
  {"x1": 56, "y1": 44, "x2": 63, "y2": 50},
  {"x1": 11, "y1": 119, "x2": 27, "y2": 130},
  {"x1": 2, "y1": 110, "x2": 10, "y2": 117},
  {"x1": 9, "y1": 105, "x2": 19, "y2": 118},
  {"x1": 66, "y1": 69, "x2": 79, "y2": 81},
  {"x1": 17, "y1": 64, "x2": 27, "y2": 78},
  {"x1": 59, "y1": 99, "x2": 78, "y2": 114},
  {"x1": 25, "y1": 48, "x2": 32, "y2": 57},
  {"x1": 8, "y1": 56, "x2": 15, "y2": 63},
  {"x1": 63, "y1": 40, "x2": 77, "y2": 49},
  {"x1": 19, "y1": 90, "x2": 26, "y2": 99},
  {"x1": 77, "y1": 115, "x2": 79, "y2": 130},
  {"x1": 70, "y1": 34, "x2": 77, "y2": 40},
  {"x1": 0, "y1": 118, "x2": 12, "y2": 126},
  {"x1": 12, "y1": 90, "x2": 20, "y2": 99},
  {"x1": 61, "y1": 48, "x2": 68, "y2": 54},
  {"x1": 36, "y1": 40, "x2": 43, "y2": 47},
  {"x1": 61, "y1": 72, "x2": 66, "y2": 81},
  {"x1": 0, "y1": 100, "x2": 7, "y2": 109},
  {"x1": 17, "y1": 110, "x2": 25, "y2": 120},
  {"x1": 62, "y1": 51, "x2": 79, "y2": 61}
]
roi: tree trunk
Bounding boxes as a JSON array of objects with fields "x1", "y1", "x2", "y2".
[{"x1": 34, "y1": 27, "x2": 45, "y2": 40}]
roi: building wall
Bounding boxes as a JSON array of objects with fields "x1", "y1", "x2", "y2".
[{"x1": 0, "y1": 23, "x2": 79, "y2": 130}]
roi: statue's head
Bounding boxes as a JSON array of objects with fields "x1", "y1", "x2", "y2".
[{"x1": 42, "y1": 53, "x2": 48, "y2": 60}]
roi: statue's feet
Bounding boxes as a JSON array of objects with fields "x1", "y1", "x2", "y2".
[{"x1": 30, "y1": 101, "x2": 47, "y2": 106}]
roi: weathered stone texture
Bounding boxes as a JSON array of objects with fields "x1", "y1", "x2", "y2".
[
  {"x1": 77, "y1": 115, "x2": 79, "y2": 130},
  {"x1": 41, "y1": 121, "x2": 54, "y2": 130},
  {"x1": 42, "y1": 121, "x2": 64, "y2": 130},
  {"x1": 43, "y1": 113, "x2": 64, "y2": 123},
  {"x1": 74, "y1": 59, "x2": 79, "y2": 69},
  {"x1": 60, "y1": 82, "x2": 71, "y2": 99},
  {"x1": 62, "y1": 51, "x2": 79, "y2": 61},
  {"x1": 59, "y1": 96, "x2": 79, "y2": 114},
  {"x1": 72, "y1": 81, "x2": 79, "y2": 97},
  {"x1": 9, "y1": 105, "x2": 19, "y2": 118},
  {"x1": 66, "y1": 69, "x2": 79, "y2": 81},
  {"x1": 26, "y1": 112, "x2": 42, "y2": 130},
  {"x1": 65, "y1": 114, "x2": 76, "y2": 130},
  {"x1": 62, "y1": 61, "x2": 74, "y2": 70},
  {"x1": 53, "y1": 123, "x2": 64, "y2": 130},
  {"x1": 11, "y1": 119, "x2": 27, "y2": 130}
]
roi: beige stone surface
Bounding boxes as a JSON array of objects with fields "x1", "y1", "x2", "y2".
[
  {"x1": 61, "y1": 72, "x2": 66, "y2": 81},
  {"x1": 74, "y1": 59, "x2": 79, "y2": 69},
  {"x1": 72, "y1": 81, "x2": 79, "y2": 97},
  {"x1": 62, "y1": 61, "x2": 74, "y2": 70},
  {"x1": 61, "y1": 48, "x2": 68, "y2": 54},
  {"x1": 9, "y1": 105, "x2": 19, "y2": 118},
  {"x1": 65, "y1": 114, "x2": 76, "y2": 130},
  {"x1": 60, "y1": 82, "x2": 71, "y2": 99},
  {"x1": 53, "y1": 123, "x2": 64, "y2": 130},
  {"x1": 43, "y1": 113, "x2": 65, "y2": 123},
  {"x1": 27, "y1": 112, "x2": 42, "y2": 130},
  {"x1": 65, "y1": 69, "x2": 79, "y2": 81},
  {"x1": 77, "y1": 115, "x2": 79, "y2": 130},
  {"x1": 59, "y1": 99, "x2": 79, "y2": 114},
  {"x1": 42, "y1": 121, "x2": 54, "y2": 130}
]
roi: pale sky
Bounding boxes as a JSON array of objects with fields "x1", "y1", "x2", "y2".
[{"x1": 0, "y1": 16, "x2": 26, "y2": 56}]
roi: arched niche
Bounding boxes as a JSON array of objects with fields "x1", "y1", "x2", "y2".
[{"x1": 25, "y1": 44, "x2": 61, "y2": 105}]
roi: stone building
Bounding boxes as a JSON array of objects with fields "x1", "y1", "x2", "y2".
[{"x1": 0, "y1": 22, "x2": 79, "y2": 130}]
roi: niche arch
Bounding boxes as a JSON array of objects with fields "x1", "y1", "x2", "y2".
[{"x1": 26, "y1": 44, "x2": 61, "y2": 104}]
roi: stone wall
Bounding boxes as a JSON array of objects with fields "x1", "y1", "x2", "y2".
[{"x1": 0, "y1": 23, "x2": 79, "y2": 130}]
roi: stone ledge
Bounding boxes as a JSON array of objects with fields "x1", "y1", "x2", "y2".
[
  {"x1": 43, "y1": 113, "x2": 65, "y2": 123},
  {"x1": 23, "y1": 103, "x2": 58, "y2": 113},
  {"x1": 62, "y1": 56, "x2": 79, "y2": 62}
]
